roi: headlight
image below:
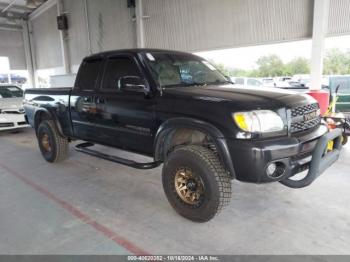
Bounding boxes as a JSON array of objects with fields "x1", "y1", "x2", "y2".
[{"x1": 233, "y1": 110, "x2": 284, "y2": 133}]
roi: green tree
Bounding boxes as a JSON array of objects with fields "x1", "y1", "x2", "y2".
[
  {"x1": 323, "y1": 48, "x2": 350, "y2": 75},
  {"x1": 284, "y1": 57, "x2": 310, "y2": 76},
  {"x1": 255, "y1": 55, "x2": 285, "y2": 77},
  {"x1": 214, "y1": 62, "x2": 232, "y2": 76},
  {"x1": 230, "y1": 68, "x2": 249, "y2": 77}
]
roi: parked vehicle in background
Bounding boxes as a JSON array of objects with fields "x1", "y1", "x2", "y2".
[
  {"x1": 0, "y1": 74, "x2": 27, "y2": 84},
  {"x1": 261, "y1": 78, "x2": 275, "y2": 87},
  {"x1": 231, "y1": 77, "x2": 263, "y2": 87},
  {"x1": 274, "y1": 77, "x2": 292, "y2": 88},
  {"x1": 297, "y1": 78, "x2": 326, "y2": 89},
  {"x1": 328, "y1": 76, "x2": 350, "y2": 113},
  {"x1": 0, "y1": 85, "x2": 29, "y2": 131},
  {"x1": 275, "y1": 75, "x2": 329, "y2": 93}
]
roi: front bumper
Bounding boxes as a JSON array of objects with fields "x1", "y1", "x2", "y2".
[
  {"x1": 0, "y1": 113, "x2": 30, "y2": 131},
  {"x1": 226, "y1": 125, "x2": 342, "y2": 185}
]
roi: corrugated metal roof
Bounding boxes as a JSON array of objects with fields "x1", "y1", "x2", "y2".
[
  {"x1": 328, "y1": 0, "x2": 350, "y2": 36},
  {"x1": 143, "y1": 0, "x2": 314, "y2": 52}
]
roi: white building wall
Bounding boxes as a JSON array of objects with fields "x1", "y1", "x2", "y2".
[
  {"x1": 62, "y1": 0, "x2": 90, "y2": 68},
  {"x1": 85, "y1": 0, "x2": 136, "y2": 54},
  {"x1": 30, "y1": 4, "x2": 63, "y2": 69},
  {"x1": 0, "y1": 29, "x2": 26, "y2": 70}
]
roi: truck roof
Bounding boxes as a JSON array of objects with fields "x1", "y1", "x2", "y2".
[{"x1": 84, "y1": 48, "x2": 195, "y2": 60}]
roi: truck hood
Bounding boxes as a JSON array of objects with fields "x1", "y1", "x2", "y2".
[
  {"x1": 0, "y1": 97, "x2": 25, "y2": 112},
  {"x1": 162, "y1": 84, "x2": 316, "y2": 109}
]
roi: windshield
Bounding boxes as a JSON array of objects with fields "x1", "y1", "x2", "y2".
[
  {"x1": 143, "y1": 52, "x2": 229, "y2": 88},
  {"x1": 0, "y1": 86, "x2": 23, "y2": 98}
]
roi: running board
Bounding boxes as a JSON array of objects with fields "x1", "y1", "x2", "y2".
[{"x1": 75, "y1": 142, "x2": 162, "y2": 169}]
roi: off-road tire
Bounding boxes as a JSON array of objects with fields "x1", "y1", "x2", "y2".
[
  {"x1": 162, "y1": 145, "x2": 232, "y2": 222},
  {"x1": 37, "y1": 120, "x2": 69, "y2": 163}
]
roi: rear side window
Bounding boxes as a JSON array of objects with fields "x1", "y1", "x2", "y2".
[
  {"x1": 0, "y1": 86, "x2": 23, "y2": 98},
  {"x1": 102, "y1": 57, "x2": 142, "y2": 90},
  {"x1": 75, "y1": 59, "x2": 102, "y2": 90}
]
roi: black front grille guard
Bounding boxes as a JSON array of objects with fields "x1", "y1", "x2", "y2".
[{"x1": 280, "y1": 128, "x2": 343, "y2": 189}]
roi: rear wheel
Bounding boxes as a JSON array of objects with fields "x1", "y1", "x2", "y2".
[
  {"x1": 37, "y1": 120, "x2": 69, "y2": 163},
  {"x1": 162, "y1": 145, "x2": 232, "y2": 222}
]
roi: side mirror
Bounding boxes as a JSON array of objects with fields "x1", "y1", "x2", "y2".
[{"x1": 118, "y1": 76, "x2": 147, "y2": 92}]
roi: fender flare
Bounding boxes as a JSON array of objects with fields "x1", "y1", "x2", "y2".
[
  {"x1": 33, "y1": 108, "x2": 66, "y2": 138},
  {"x1": 154, "y1": 117, "x2": 236, "y2": 178}
]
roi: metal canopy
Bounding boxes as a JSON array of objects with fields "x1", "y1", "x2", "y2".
[{"x1": 0, "y1": 0, "x2": 46, "y2": 28}]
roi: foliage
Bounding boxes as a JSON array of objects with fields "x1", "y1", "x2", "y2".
[
  {"x1": 210, "y1": 48, "x2": 350, "y2": 77},
  {"x1": 255, "y1": 55, "x2": 285, "y2": 77},
  {"x1": 284, "y1": 57, "x2": 310, "y2": 76},
  {"x1": 323, "y1": 48, "x2": 350, "y2": 75}
]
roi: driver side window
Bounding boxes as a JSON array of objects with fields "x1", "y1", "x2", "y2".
[{"x1": 102, "y1": 57, "x2": 142, "y2": 90}]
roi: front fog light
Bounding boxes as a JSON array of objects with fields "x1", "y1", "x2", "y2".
[{"x1": 266, "y1": 163, "x2": 277, "y2": 176}]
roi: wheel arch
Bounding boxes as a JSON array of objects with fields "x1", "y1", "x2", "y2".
[
  {"x1": 34, "y1": 108, "x2": 66, "y2": 138},
  {"x1": 154, "y1": 117, "x2": 236, "y2": 178}
]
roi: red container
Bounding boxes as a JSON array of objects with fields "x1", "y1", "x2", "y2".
[{"x1": 306, "y1": 89, "x2": 330, "y2": 115}]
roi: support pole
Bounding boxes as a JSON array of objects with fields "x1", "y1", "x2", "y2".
[
  {"x1": 308, "y1": 0, "x2": 330, "y2": 115},
  {"x1": 310, "y1": 0, "x2": 330, "y2": 90},
  {"x1": 57, "y1": 0, "x2": 71, "y2": 74},
  {"x1": 21, "y1": 19, "x2": 35, "y2": 88},
  {"x1": 83, "y1": 0, "x2": 92, "y2": 54},
  {"x1": 135, "y1": 0, "x2": 145, "y2": 48}
]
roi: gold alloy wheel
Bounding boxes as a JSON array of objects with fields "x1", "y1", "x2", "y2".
[
  {"x1": 174, "y1": 168, "x2": 204, "y2": 205},
  {"x1": 41, "y1": 133, "x2": 52, "y2": 153}
]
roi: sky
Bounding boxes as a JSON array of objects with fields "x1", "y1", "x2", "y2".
[{"x1": 196, "y1": 35, "x2": 350, "y2": 70}]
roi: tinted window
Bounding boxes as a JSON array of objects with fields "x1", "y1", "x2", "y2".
[
  {"x1": 144, "y1": 53, "x2": 228, "y2": 87},
  {"x1": 0, "y1": 86, "x2": 23, "y2": 98},
  {"x1": 235, "y1": 78, "x2": 244, "y2": 85},
  {"x1": 75, "y1": 59, "x2": 102, "y2": 90},
  {"x1": 102, "y1": 57, "x2": 142, "y2": 90}
]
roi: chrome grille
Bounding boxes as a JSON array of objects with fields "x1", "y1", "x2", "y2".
[{"x1": 290, "y1": 103, "x2": 320, "y2": 133}]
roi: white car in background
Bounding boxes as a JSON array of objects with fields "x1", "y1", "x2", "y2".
[
  {"x1": 261, "y1": 78, "x2": 276, "y2": 87},
  {"x1": 0, "y1": 85, "x2": 29, "y2": 131},
  {"x1": 230, "y1": 77, "x2": 263, "y2": 87}
]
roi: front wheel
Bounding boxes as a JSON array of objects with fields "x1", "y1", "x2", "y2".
[
  {"x1": 342, "y1": 134, "x2": 348, "y2": 145},
  {"x1": 37, "y1": 120, "x2": 69, "y2": 163},
  {"x1": 162, "y1": 145, "x2": 232, "y2": 222}
]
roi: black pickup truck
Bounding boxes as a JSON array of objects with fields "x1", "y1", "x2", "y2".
[{"x1": 24, "y1": 49, "x2": 342, "y2": 222}]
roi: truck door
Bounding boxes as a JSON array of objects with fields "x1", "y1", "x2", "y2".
[
  {"x1": 93, "y1": 55, "x2": 156, "y2": 155},
  {"x1": 70, "y1": 58, "x2": 103, "y2": 142}
]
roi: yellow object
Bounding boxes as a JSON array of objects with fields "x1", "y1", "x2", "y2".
[
  {"x1": 327, "y1": 140, "x2": 334, "y2": 151},
  {"x1": 233, "y1": 113, "x2": 248, "y2": 131},
  {"x1": 325, "y1": 96, "x2": 338, "y2": 116}
]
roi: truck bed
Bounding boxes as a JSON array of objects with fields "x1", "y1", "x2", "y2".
[
  {"x1": 25, "y1": 87, "x2": 72, "y2": 95},
  {"x1": 24, "y1": 87, "x2": 73, "y2": 137}
]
